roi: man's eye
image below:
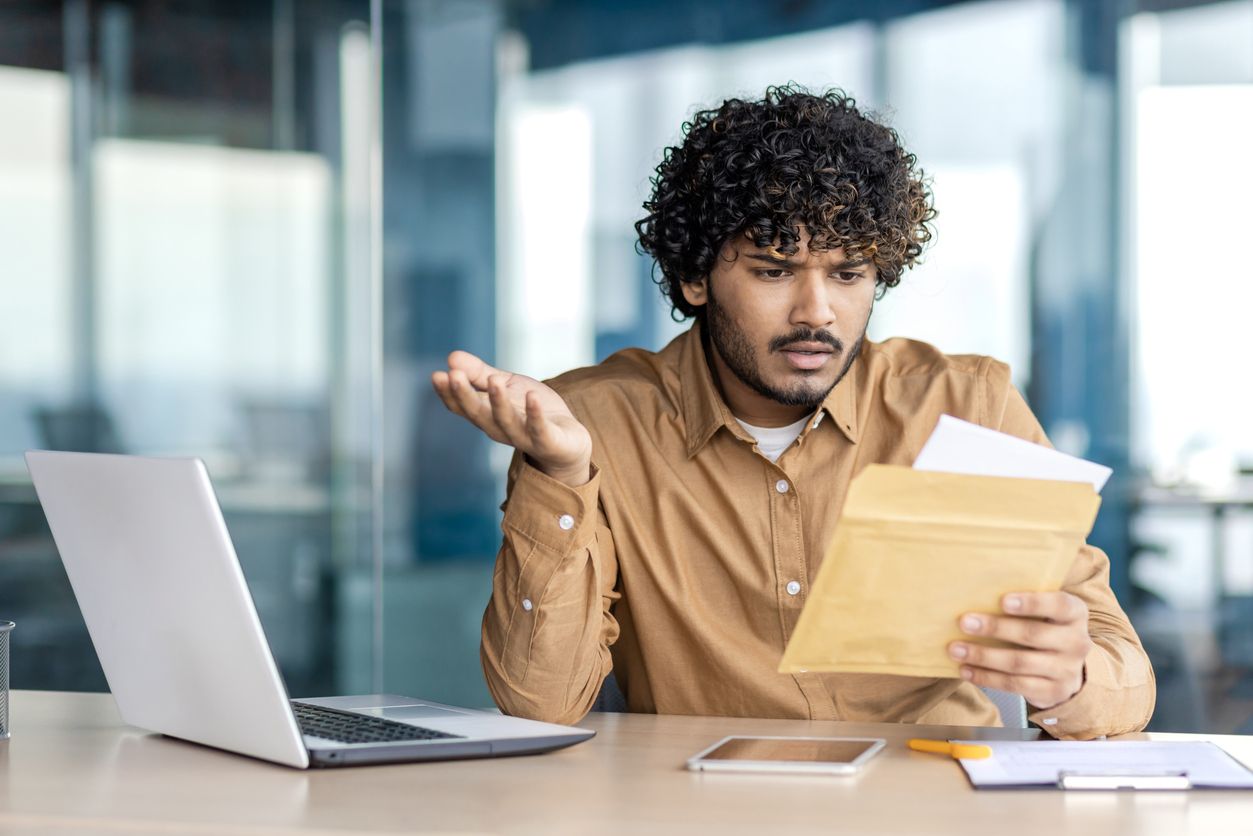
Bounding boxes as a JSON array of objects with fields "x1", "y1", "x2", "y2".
[
  {"x1": 757, "y1": 269, "x2": 789, "y2": 279},
  {"x1": 835, "y1": 271, "x2": 863, "y2": 283}
]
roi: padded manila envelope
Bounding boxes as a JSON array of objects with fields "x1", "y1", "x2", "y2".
[{"x1": 778, "y1": 464, "x2": 1101, "y2": 678}]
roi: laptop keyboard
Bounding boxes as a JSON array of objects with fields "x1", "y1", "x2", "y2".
[{"x1": 292, "y1": 701, "x2": 463, "y2": 745}]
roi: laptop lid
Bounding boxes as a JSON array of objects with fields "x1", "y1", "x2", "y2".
[{"x1": 25, "y1": 450, "x2": 310, "y2": 768}]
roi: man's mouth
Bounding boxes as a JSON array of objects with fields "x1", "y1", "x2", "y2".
[
  {"x1": 779, "y1": 342, "x2": 835, "y2": 370},
  {"x1": 780, "y1": 342, "x2": 834, "y2": 355}
]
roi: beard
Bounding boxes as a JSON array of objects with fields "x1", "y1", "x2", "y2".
[{"x1": 704, "y1": 287, "x2": 865, "y2": 410}]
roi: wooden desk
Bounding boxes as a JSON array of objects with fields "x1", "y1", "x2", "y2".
[{"x1": 1, "y1": 691, "x2": 1251, "y2": 835}]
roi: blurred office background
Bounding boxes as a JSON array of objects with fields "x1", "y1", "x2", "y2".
[{"x1": 0, "y1": 0, "x2": 1250, "y2": 733}]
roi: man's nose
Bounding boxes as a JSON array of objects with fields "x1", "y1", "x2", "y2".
[{"x1": 789, "y1": 273, "x2": 837, "y2": 329}]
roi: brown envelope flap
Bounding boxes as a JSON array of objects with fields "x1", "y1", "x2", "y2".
[{"x1": 842, "y1": 465, "x2": 1100, "y2": 537}]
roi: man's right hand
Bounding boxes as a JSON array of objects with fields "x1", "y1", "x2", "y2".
[{"x1": 431, "y1": 351, "x2": 593, "y2": 487}]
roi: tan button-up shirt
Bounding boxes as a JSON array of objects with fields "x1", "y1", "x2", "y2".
[{"x1": 481, "y1": 324, "x2": 1155, "y2": 739}]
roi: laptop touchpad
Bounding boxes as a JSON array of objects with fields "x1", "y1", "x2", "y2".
[{"x1": 366, "y1": 705, "x2": 473, "y2": 721}]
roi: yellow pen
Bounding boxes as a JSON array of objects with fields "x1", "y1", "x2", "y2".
[{"x1": 908, "y1": 738, "x2": 993, "y2": 760}]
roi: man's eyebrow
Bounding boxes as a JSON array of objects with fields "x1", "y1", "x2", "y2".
[
  {"x1": 830, "y1": 258, "x2": 872, "y2": 270},
  {"x1": 744, "y1": 252, "x2": 871, "y2": 270},
  {"x1": 745, "y1": 252, "x2": 799, "y2": 266}
]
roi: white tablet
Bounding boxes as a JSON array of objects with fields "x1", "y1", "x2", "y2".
[{"x1": 686, "y1": 735, "x2": 886, "y2": 775}]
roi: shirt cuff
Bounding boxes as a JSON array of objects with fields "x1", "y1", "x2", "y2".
[
  {"x1": 1026, "y1": 646, "x2": 1118, "y2": 739},
  {"x1": 501, "y1": 460, "x2": 601, "y2": 553}
]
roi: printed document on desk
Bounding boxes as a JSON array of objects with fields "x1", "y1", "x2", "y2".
[
  {"x1": 954, "y1": 740, "x2": 1253, "y2": 789},
  {"x1": 913, "y1": 415, "x2": 1112, "y2": 492}
]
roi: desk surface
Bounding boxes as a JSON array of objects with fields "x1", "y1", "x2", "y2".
[{"x1": 2, "y1": 691, "x2": 1252, "y2": 835}]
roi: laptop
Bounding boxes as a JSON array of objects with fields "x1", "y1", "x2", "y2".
[{"x1": 24, "y1": 450, "x2": 594, "y2": 768}]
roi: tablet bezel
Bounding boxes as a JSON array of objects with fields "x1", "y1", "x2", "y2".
[{"x1": 685, "y1": 735, "x2": 887, "y2": 775}]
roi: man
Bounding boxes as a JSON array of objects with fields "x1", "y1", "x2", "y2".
[{"x1": 432, "y1": 86, "x2": 1154, "y2": 739}]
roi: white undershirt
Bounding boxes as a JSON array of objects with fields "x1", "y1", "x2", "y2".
[{"x1": 735, "y1": 415, "x2": 810, "y2": 463}]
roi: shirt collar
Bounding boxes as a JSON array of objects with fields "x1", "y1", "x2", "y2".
[
  {"x1": 679, "y1": 324, "x2": 732, "y2": 458},
  {"x1": 679, "y1": 323, "x2": 861, "y2": 458},
  {"x1": 822, "y1": 347, "x2": 861, "y2": 445}
]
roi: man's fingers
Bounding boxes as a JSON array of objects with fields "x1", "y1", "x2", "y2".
[
  {"x1": 488, "y1": 375, "x2": 528, "y2": 448},
  {"x1": 524, "y1": 390, "x2": 553, "y2": 446},
  {"x1": 431, "y1": 370, "x2": 466, "y2": 417},
  {"x1": 948, "y1": 642, "x2": 1056, "y2": 677},
  {"x1": 1002, "y1": 591, "x2": 1087, "y2": 624},
  {"x1": 447, "y1": 350, "x2": 502, "y2": 390},
  {"x1": 435, "y1": 369, "x2": 498, "y2": 437},
  {"x1": 958, "y1": 613, "x2": 1082, "y2": 654},
  {"x1": 955, "y1": 664, "x2": 1067, "y2": 706},
  {"x1": 955, "y1": 599, "x2": 1092, "y2": 711},
  {"x1": 436, "y1": 360, "x2": 588, "y2": 480},
  {"x1": 449, "y1": 369, "x2": 497, "y2": 430}
]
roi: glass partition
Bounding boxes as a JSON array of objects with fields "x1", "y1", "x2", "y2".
[{"x1": 0, "y1": 0, "x2": 376, "y2": 698}]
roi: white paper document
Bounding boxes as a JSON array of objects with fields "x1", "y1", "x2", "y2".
[
  {"x1": 913, "y1": 415, "x2": 1112, "y2": 492},
  {"x1": 955, "y1": 740, "x2": 1253, "y2": 789}
]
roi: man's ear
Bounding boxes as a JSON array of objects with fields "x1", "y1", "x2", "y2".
[{"x1": 680, "y1": 277, "x2": 708, "y2": 308}]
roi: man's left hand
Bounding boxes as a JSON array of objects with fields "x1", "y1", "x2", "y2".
[{"x1": 947, "y1": 591, "x2": 1093, "y2": 711}]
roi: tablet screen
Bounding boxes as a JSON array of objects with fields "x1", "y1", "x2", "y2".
[{"x1": 699, "y1": 737, "x2": 879, "y2": 763}]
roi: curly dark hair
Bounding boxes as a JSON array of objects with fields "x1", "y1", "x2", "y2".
[{"x1": 635, "y1": 85, "x2": 936, "y2": 320}]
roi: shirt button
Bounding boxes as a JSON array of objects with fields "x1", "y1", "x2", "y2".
[
  {"x1": 558, "y1": 514, "x2": 575, "y2": 530},
  {"x1": 522, "y1": 598, "x2": 533, "y2": 611},
  {"x1": 1042, "y1": 717, "x2": 1058, "y2": 726},
  {"x1": 775, "y1": 479, "x2": 789, "y2": 494},
  {"x1": 786, "y1": 580, "x2": 801, "y2": 596}
]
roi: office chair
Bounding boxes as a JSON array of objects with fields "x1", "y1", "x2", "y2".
[
  {"x1": 34, "y1": 403, "x2": 124, "y2": 454},
  {"x1": 592, "y1": 672, "x2": 1028, "y2": 729},
  {"x1": 980, "y1": 685, "x2": 1028, "y2": 729}
]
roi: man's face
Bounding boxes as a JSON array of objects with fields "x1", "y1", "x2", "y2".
[{"x1": 682, "y1": 231, "x2": 877, "y2": 423}]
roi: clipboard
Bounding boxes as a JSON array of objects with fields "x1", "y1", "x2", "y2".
[
  {"x1": 952, "y1": 740, "x2": 1253, "y2": 790},
  {"x1": 1056, "y1": 772, "x2": 1192, "y2": 790}
]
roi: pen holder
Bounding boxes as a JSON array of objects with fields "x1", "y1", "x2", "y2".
[{"x1": 0, "y1": 621, "x2": 12, "y2": 740}]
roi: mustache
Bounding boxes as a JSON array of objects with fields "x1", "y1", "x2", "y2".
[{"x1": 768, "y1": 329, "x2": 843, "y2": 353}]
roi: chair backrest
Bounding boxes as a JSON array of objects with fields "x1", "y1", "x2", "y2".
[
  {"x1": 592, "y1": 671, "x2": 628, "y2": 712},
  {"x1": 980, "y1": 687, "x2": 1028, "y2": 729},
  {"x1": 592, "y1": 673, "x2": 1028, "y2": 729}
]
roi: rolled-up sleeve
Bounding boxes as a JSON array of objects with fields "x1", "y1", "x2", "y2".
[
  {"x1": 1026, "y1": 544, "x2": 1156, "y2": 739},
  {"x1": 986, "y1": 363, "x2": 1157, "y2": 739},
  {"x1": 480, "y1": 454, "x2": 620, "y2": 725}
]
